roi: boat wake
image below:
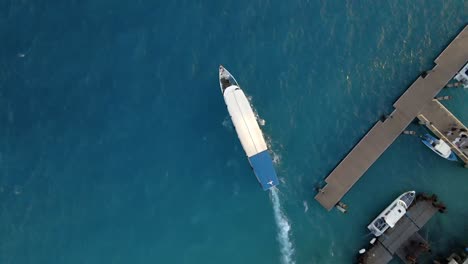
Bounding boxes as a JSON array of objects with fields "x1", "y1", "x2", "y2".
[
  {"x1": 270, "y1": 187, "x2": 295, "y2": 264},
  {"x1": 222, "y1": 116, "x2": 233, "y2": 130},
  {"x1": 271, "y1": 151, "x2": 281, "y2": 165},
  {"x1": 243, "y1": 92, "x2": 293, "y2": 262}
]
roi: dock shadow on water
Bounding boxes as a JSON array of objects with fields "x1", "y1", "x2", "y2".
[{"x1": 270, "y1": 187, "x2": 295, "y2": 264}]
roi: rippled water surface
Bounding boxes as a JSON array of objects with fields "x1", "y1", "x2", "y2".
[{"x1": 0, "y1": 0, "x2": 466, "y2": 263}]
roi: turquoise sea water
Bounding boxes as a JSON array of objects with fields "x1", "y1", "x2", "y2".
[{"x1": 0, "y1": 0, "x2": 467, "y2": 263}]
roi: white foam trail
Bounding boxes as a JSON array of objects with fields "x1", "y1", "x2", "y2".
[
  {"x1": 303, "y1": 200, "x2": 309, "y2": 213},
  {"x1": 272, "y1": 152, "x2": 281, "y2": 165},
  {"x1": 270, "y1": 188, "x2": 295, "y2": 264},
  {"x1": 247, "y1": 93, "x2": 293, "y2": 262},
  {"x1": 222, "y1": 116, "x2": 233, "y2": 130}
]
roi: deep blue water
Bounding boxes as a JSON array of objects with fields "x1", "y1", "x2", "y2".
[{"x1": 0, "y1": 0, "x2": 467, "y2": 263}]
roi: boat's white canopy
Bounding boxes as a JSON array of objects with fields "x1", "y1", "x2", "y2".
[
  {"x1": 223, "y1": 85, "x2": 267, "y2": 157},
  {"x1": 384, "y1": 201, "x2": 407, "y2": 228},
  {"x1": 434, "y1": 141, "x2": 452, "y2": 158}
]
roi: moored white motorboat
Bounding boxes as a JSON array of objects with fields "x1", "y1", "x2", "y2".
[
  {"x1": 367, "y1": 191, "x2": 416, "y2": 237},
  {"x1": 421, "y1": 134, "x2": 457, "y2": 161},
  {"x1": 219, "y1": 65, "x2": 279, "y2": 190}
]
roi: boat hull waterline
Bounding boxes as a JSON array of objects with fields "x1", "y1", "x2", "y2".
[{"x1": 219, "y1": 65, "x2": 279, "y2": 191}]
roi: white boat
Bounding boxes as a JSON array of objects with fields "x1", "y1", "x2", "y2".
[
  {"x1": 219, "y1": 65, "x2": 279, "y2": 190},
  {"x1": 421, "y1": 134, "x2": 457, "y2": 161},
  {"x1": 367, "y1": 191, "x2": 416, "y2": 237}
]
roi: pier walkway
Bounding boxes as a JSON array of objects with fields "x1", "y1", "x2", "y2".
[{"x1": 315, "y1": 26, "x2": 468, "y2": 211}]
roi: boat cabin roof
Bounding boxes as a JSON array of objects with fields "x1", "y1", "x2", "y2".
[
  {"x1": 434, "y1": 141, "x2": 451, "y2": 156},
  {"x1": 384, "y1": 201, "x2": 406, "y2": 228}
]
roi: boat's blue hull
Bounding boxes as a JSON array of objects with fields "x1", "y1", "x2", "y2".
[{"x1": 421, "y1": 134, "x2": 457, "y2": 161}]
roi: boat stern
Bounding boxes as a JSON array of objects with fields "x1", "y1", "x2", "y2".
[
  {"x1": 367, "y1": 224, "x2": 383, "y2": 237},
  {"x1": 248, "y1": 150, "x2": 280, "y2": 191}
]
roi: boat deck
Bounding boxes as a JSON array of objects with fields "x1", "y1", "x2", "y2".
[
  {"x1": 362, "y1": 199, "x2": 439, "y2": 264},
  {"x1": 315, "y1": 25, "x2": 468, "y2": 211}
]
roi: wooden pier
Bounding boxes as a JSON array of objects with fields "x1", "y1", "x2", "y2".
[
  {"x1": 315, "y1": 25, "x2": 468, "y2": 211},
  {"x1": 361, "y1": 198, "x2": 440, "y2": 264}
]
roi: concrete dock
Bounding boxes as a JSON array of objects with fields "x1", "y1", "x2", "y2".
[
  {"x1": 361, "y1": 197, "x2": 440, "y2": 264},
  {"x1": 315, "y1": 25, "x2": 468, "y2": 211}
]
